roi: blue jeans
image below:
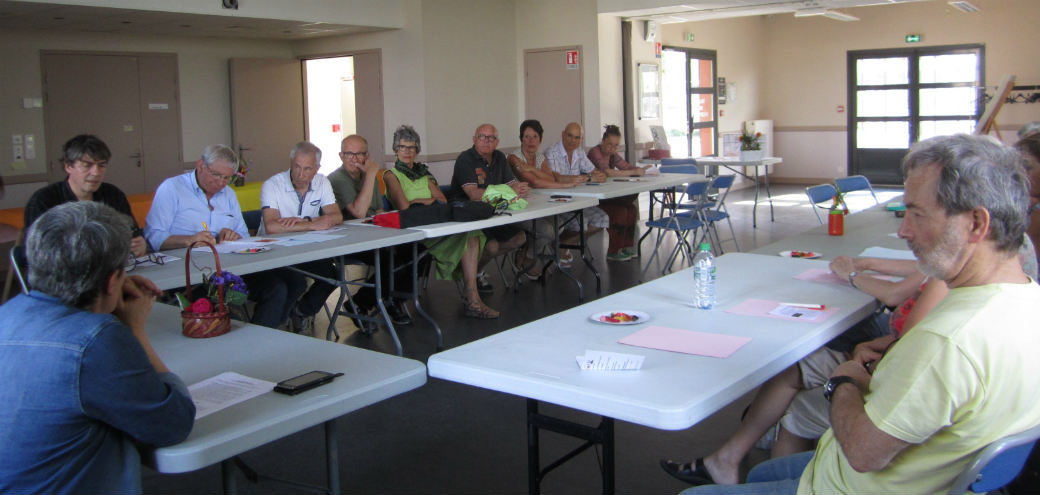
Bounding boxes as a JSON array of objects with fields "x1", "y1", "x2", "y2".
[{"x1": 679, "y1": 451, "x2": 814, "y2": 495}]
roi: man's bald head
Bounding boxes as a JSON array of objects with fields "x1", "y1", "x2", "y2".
[{"x1": 562, "y1": 122, "x2": 583, "y2": 154}]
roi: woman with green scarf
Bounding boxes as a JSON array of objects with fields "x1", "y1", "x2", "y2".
[{"x1": 383, "y1": 125, "x2": 498, "y2": 319}]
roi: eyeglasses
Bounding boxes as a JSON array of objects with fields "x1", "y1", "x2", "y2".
[
  {"x1": 475, "y1": 134, "x2": 498, "y2": 142},
  {"x1": 397, "y1": 145, "x2": 419, "y2": 153},
  {"x1": 205, "y1": 167, "x2": 234, "y2": 183},
  {"x1": 126, "y1": 253, "x2": 168, "y2": 271},
  {"x1": 339, "y1": 151, "x2": 368, "y2": 159}
]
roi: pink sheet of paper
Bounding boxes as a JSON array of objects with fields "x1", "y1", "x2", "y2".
[
  {"x1": 725, "y1": 298, "x2": 840, "y2": 323},
  {"x1": 617, "y1": 325, "x2": 752, "y2": 358},
  {"x1": 794, "y1": 268, "x2": 847, "y2": 285}
]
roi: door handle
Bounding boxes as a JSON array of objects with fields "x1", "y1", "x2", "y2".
[{"x1": 130, "y1": 152, "x2": 142, "y2": 167}]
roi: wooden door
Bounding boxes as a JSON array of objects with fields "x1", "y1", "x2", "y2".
[
  {"x1": 352, "y1": 51, "x2": 386, "y2": 163},
  {"x1": 524, "y1": 47, "x2": 583, "y2": 146},
  {"x1": 42, "y1": 53, "x2": 146, "y2": 193},
  {"x1": 229, "y1": 58, "x2": 305, "y2": 182}
]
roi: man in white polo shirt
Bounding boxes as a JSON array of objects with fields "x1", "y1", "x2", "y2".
[{"x1": 259, "y1": 141, "x2": 343, "y2": 334}]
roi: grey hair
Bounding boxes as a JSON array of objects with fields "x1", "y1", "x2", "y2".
[
  {"x1": 62, "y1": 134, "x2": 111, "y2": 165},
  {"x1": 392, "y1": 125, "x2": 421, "y2": 153},
  {"x1": 902, "y1": 134, "x2": 1029, "y2": 253},
  {"x1": 289, "y1": 141, "x2": 322, "y2": 165},
  {"x1": 1018, "y1": 121, "x2": 1040, "y2": 139},
  {"x1": 27, "y1": 201, "x2": 131, "y2": 308},
  {"x1": 200, "y1": 144, "x2": 238, "y2": 169}
]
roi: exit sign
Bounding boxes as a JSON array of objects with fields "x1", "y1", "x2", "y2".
[{"x1": 906, "y1": 34, "x2": 921, "y2": 43}]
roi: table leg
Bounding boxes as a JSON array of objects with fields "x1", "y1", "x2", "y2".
[
  {"x1": 526, "y1": 399, "x2": 616, "y2": 495},
  {"x1": 372, "y1": 249, "x2": 402, "y2": 356},
  {"x1": 550, "y1": 214, "x2": 584, "y2": 302},
  {"x1": 765, "y1": 163, "x2": 775, "y2": 222},
  {"x1": 409, "y1": 242, "x2": 444, "y2": 351},
  {"x1": 575, "y1": 208, "x2": 603, "y2": 295},
  {"x1": 325, "y1": 420, "x2": 340, "y2": 495},
  {"x1": 221, "y1": 459, "x2": 237, "y2": 495}
]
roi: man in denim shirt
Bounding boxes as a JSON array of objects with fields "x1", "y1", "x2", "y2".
[{"x1": 0, "y1": 201, "x2": 195, "y2": 494}]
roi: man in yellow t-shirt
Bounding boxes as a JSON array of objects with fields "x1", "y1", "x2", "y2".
[{"x1": 682, "y1": 134, "x2": 1040, "y2": 495}]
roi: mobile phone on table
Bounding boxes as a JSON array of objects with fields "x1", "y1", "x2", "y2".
[{"x1": 273, "y1": 370, "x2": 343, "y2": 395}]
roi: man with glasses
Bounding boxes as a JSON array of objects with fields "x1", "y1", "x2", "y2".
[
  {"x1": 144, "y1": 145, "x2": 300, "y2": 330},
  {"x1": 449, "y1": 123, "x2": 529, "y2": 294},
  {"x1": 24, "y1": 134, "x2": 147, "y2": 257},
  {"x1": 328, "y1": 134, "x2": 412, "y2": 328}
]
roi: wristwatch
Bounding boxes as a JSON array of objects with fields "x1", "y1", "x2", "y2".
[
  {"x1": 304, "y1": 216, "x2": 312, "y2": 222},
  {"x1": 823, "y1": 376, "x2": 856, "y2": 402},
  {"x1": 848, "y1": 271, "x2": 860, "y2": 288}
]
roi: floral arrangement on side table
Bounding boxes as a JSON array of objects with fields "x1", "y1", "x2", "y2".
[
  {"x1": 230, "y1": 154, "x2": 250, "y2": 187},
  {"x1": 739, "y1": 122, "x2": 762, "y2": 151}
]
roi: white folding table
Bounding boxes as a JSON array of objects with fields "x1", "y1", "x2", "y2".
[
  {"x1": 427, "y1": 252, "x2": 877, "y2": 493},
  {"x1": 694, "y1": 156, "x2": 782, "y2": 228},
  {"x1": 144, "y1": 303, "x2": 427, "y2": 494}
]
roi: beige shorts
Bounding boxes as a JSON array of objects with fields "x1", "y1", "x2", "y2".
[{"x1": 779, "y1": 347, "x2": 845, "y2": 439}]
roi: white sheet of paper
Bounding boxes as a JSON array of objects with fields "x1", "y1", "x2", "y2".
[
  {"x1": 188, "y1": 371, "x2": 275, "y2": 420},
  {"x1": 576, "y1": 350, "x2": 644, "y2": 371},
  {"x1": 858, "y1": 246, "x2": 916, "y2": 260},
  {"x1": 768, "y1": 304, "x2": 825, "y2": 321}
]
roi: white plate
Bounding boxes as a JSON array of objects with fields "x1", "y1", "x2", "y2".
[
  {"x1": 589, "y1": 310, "x2": 650, "y2": 325},
  {"x1": 779, "y1": 250, "x2": 821, "y2": 259},
  {"x1": 233, "y1": 246, "x2": 271, "y2": 254}
]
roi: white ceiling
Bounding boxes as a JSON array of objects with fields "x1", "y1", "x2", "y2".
[
  {"x1": 0, "y1": 0, "x2": 388, "y2": 40},
  {"x1": 605, "y1": 0, "x2": 934, "y2": 23}
]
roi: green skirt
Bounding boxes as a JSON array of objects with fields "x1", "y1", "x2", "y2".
[{"x1": 423, "y1": 231, "x2": 486, "y2": 280}]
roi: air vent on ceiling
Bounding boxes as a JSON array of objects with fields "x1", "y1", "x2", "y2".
[{"x1": 948, "y1": 1, "x2": 980, "y2": 13}]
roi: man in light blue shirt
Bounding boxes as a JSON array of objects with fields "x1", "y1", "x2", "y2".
[{"x1": 144, "y1": 145, "x2": 304, "y2": 329}]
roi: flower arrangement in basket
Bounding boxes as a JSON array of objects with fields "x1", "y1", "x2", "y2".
[
  {"x1": 230, "y1": 154, "x2": 250, "y2": 187},
  {"x1": 739, "y1": 122, "x2": 763, "y2": 151},
  {"x1": 176, "y1": 241, "x2": 248, "y2": 338}
]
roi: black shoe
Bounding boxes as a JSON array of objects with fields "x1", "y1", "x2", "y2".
[
  {"x1": 344, "y1": 300, "x2": 378, "y2": 335},
  {"x1": 289, "y1": 308, "x2": 314, "y2": 335},
  {"x1": 476, "y1": 271, "x2": 493, "y2": 294},
  {"x1": 659, "y1": 458, "x2": 715, "y2": 485},
  {"x1": 387, "y1": 300, "x2": 412, "y2": 326}
]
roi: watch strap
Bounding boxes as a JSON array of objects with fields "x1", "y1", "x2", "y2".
[
  {"x1": 848, "y1": 271, "x2": 859, "y2": 288},
  {"x1": 824, "y1": 376, "x2": 856, "y2": 402}
]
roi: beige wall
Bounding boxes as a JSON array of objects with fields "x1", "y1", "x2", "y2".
[
  {"x1": 0, "y1": 29, "x2": 292, "y2": 208},
  {"x1": 597, "y1": 14, "x2": 624, "y2": 136},
  {"x1": 640, "y1": 0, "x2": 1040, "y2": 182}
]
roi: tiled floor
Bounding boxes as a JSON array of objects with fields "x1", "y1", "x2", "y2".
[{"x1": 142, "y1": 183, "x2": 903, "y2": 494}]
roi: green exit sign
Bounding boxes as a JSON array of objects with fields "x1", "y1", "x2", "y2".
[{"x1": 906, "y1": 34, "x2": 921, "y2": 43}]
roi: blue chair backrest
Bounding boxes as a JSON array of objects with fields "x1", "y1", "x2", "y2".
[
  {"x1": 242, "y1": 209, "x2": 262, "y2": 232},
  {"x1": 684, "y1": 181, "x2": 710, "y2": 201},
  {"x1": 661, "y1": 165, "x2": 700, "y2": 175},
  {"x1": 835, "y1": 175, "x2": 871, "y2": 194},
  {"x1": 711, "y1": 175, "x2": 735, "y2": 190},
  {"x1": 948, "y1": 423, "x2": 1040, "y2": 494},
  {"x1": 806, "y1": 183, "x2": 837, "y2": 205},
  {"x1": 660, "y1": 158, "x2": 696, "y2": 166}
]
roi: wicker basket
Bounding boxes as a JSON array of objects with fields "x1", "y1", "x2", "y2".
[{"x1": 180, "y1": 241, "x2": 231, "y2": 338}]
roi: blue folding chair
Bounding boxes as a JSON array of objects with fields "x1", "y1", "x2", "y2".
[
  {"x1": 805, "y1": 183, "x2": 838, "y2": 224},
  {"x1": 834, "y1": 175, "x2": 879, "y2": 205},
  {"x1": 948, "y1": 423, "x2": 1040, "y2": 494},
  {"x1": 695, "y1": 175, "x2": 739, "y2": 254},
  {"x1": 640, "y1": 180, "x2": 709, "y2": 281}
]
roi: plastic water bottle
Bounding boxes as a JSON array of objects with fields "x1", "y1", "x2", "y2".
[{"x1": 692, "y1": 242, "x2": 716, "y2": 309}]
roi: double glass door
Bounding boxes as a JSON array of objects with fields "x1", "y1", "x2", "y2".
[
  {"x1": 848, "y1": 45, "x2": 983, "y2": 184},
  {"x1": 662, "y1": 47, "x2": 718, "y2": 158}
]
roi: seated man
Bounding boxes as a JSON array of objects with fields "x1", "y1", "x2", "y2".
[
  {"x1": 683, "y1": 134, "x2": 1040, "y2": 494},
  {"x1": 449, "y1": 123, "x2": 529, "y2": 293},
  {"x1": 259, "y1": 141, "x2": 343, "y2": 334},
  {"x1": 544, "y1": 122, "x2": 609, "y2": 264},
  {"x1": 329, "y1": 134, "x2": 412, "y2": 327},
  {"x1": 0, "y1": 201, "x2": 195, "y2": 493},
  {"x1": 24, "y1": 134, "x2": 147, "y2": 257},
  {"x1": 144, "y1": 144, "x2": 303, "y2": 330}
]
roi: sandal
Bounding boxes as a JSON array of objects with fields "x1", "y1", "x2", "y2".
[
  {"x1": 558, "y1": 250, "x2": 574, "y2": 267},
  {"x1": 464, "y1": 301, "x2": 500, "y2": 319},
  {"x1": 659, "y1": 458, "x2": 715, "y2": 485}
]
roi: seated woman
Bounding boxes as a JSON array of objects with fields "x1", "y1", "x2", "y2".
[
  {"x1": 506, "y1": 119, "x2": 576, "y2": 276},
  {"x1": 382, "y1": 125, "x2": 498, "y2": 319},
  {"x1": 587, "y1": 124, "x2": 651, "y2": 261},
  {"x1": 661, "y1": 256, "x2": 949, "y2": 486}
]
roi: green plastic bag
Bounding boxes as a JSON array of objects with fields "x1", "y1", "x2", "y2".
[{"x1": 482, "y1": 183, "x2": 528, "y2": 211}]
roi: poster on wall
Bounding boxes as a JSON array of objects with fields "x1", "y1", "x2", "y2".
[{"x1": 638, "y1": 63, "x2": 660, "y2": 120}]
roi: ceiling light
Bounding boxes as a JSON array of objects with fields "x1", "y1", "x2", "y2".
[
  {"x1": 948, "y1": 1, "x2": 980, "y2": 13},
  {"x1": 823, "y1": 10, "x2": 860, "y2": 21}
]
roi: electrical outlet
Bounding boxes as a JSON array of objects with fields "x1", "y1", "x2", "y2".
[{"x1": 13, "y1": 144, "x2": 24, "y2": 161}]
